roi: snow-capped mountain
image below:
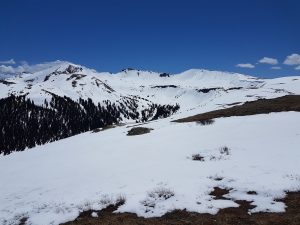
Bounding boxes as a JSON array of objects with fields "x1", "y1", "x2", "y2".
[
  {"x1": 0, "y1": 60, "x2": 262, "y2": 110},
  {"x1": 2, "y1": 60, "x2": 297, "y2": 111}
]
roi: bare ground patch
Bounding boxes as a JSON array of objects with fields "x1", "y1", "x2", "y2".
[
  {"x1": 209, "y1": 187, "x2": 232, "y2": 200},
  {"x1": 127, "y1": 127, "x2": 153, "y2": 136},
  {"x1": 174, "y1": 95, "x2": 300, "y2": 123},
  {"x1": 61, "y1": 191, "x2": 300, "y2": 225}
]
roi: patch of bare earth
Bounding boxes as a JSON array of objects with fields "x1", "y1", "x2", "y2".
[
  {"x1": 61, "y1": 191, "x2": 300, "y2": 225},
  {"x1": 127, "y1": 127, "x2": 153, "y2": 136},
  {"x1": 174, "y1": 95, "x2": 300, "y2": 123}
]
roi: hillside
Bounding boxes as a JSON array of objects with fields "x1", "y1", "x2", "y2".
[
  {"x1": 1, "y1": 61, "x2": 299, "y2": 155},
  {"x1": 0, "y1": 62, "x2": 300, "y2": 225}
]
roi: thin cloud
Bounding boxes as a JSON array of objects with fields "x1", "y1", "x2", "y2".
[
  {"x1": 295, "y1": 65, "x2": 300, "y2": 70},
  {"x1": 0, "y1": 59, "x2": 16, "y2": 65},
  {"x1": 236, "y1": 63, "x2": 255, "y2": 68},
  {"x1": 0, "y1": 65, "x2": 15, "y2": 73},
  {"x1": 271, "y1": 66, "x2": 281, "y2": 70},
  {"x1": 284, "y1": 53, "x2": 300, "y2": 65},
  {"x1": 259, "y1": 57, "x2": 278, "y2": 65},
  {"x1": 0, "y1": 60, "x2": 65, "y2": 75}
]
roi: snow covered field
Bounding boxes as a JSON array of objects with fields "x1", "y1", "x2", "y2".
[
  {"x1": 1, "y1": 112, "x2": 300, "y2": 225},
  {"x1": 0, "y1": 62, "x2": 300, "y2": 225}
]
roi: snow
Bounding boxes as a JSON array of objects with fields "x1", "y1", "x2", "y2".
[
  {"x1": 0, "y1": 112, "x2": 300, "y2": 224},
  {"x1": 0, "y1": 61, "x2": 300, "y2": 224},
  {"x1": 91, "y1": 212, "x2": 98, "y2": 218}
]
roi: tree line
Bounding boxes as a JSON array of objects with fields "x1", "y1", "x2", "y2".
[{"x1": 0, "y1": 94, "x2": 179, "y2": 155}]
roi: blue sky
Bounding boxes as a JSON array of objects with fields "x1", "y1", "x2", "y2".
[{"x1": 1, "y1": 0, "x2": 300, "y2": 77}]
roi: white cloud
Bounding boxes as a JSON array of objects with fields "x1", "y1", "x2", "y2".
[
  {"x1": 0, "y1": 65, "x2": 15, "y2": 73},
  {"x1": 295, "y1": 65, "x2": 300, "y2": 70},
  {"x1": 259, "y1": 57, "x2": 278, "y2": 65},
  {"x1": 0, "y1": 59, "x2": 16, "y2": 65},
  {"x1": 236, "y1": 63, "x2": 255, "y2": 68},
  {"x1": 0, "y1": 60, "x2": 66, "y2": 75},
  {"x1": 0, "y1": 64, "x2": 27, "y2": 74},
  {"x1": 20, "y1": 61, "x2": 64, "y2": 73},
  {"x1": 284, "y1": 53, "x2": 300, "y2": 65},
  {"x1": 271, "y1": 66, "x2": 281, "y2": 70}
]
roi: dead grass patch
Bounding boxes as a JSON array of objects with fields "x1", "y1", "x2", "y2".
[
  {"x1": 127, "y1": 127, "x2": 153, "y2": 136},
  {"x1": 61, "y1": 191, "x2": 300, "y2": 225},
  {"x1": 174, "y1": 95, "x2": 300, "y2": 123}
]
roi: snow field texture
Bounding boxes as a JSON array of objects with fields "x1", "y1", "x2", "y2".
[
  {"x1": 0, "y1": 61, "x2": 300, "y2": 224},
  {"x1": 0, "y1": 112, "x2": 300, "y2": 224}
]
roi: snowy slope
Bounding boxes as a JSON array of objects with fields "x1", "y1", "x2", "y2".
[
  {"x1": 0, "y1": 112, "x2": 300, "y2": 225},
  {"x1": 0, "y1": 61, "x2": 300, "y2": 225}
]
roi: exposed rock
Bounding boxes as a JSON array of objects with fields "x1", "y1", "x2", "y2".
[{"x1": 66, "y1": 65, "x2": 83, "y2": 74}]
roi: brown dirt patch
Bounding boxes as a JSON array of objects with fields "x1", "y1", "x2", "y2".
[
  {"x1": 61, "y1": 191, "x2": 300, "y2": 225},
  {"x1": 127, "y1": 127, "x2": 153, "y2": 136},
  {"x1": 174, "y1": 95, "x2": 300, "y2": 123},
  {"x1": 209, "y1": 187, "x2": 231, "y2": 200}
]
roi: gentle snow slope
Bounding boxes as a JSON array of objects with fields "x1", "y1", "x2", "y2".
[
  {"x1": 1, "y1": 62, "x2": 300, "y2": 224},
  {"x1": 0, "y1": 112, "x2": 300, "y2": 225}
]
